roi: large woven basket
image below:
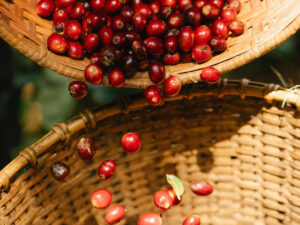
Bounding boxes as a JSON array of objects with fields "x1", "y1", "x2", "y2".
[
  {"x1": 1, "y1": 80, "x2": 300, "y2": 225},
  {"x1": 0, "y1": 0, "x2": 300, "y2": 88}
]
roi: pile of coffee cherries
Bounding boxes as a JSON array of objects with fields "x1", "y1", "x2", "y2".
[
  {"x1": 50, "y1": 131, "x2": 214, "y2": 224},
  {"x1": 36, "y1": 0, "x2": 244, "y2": 104}
]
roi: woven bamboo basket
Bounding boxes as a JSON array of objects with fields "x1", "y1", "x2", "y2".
[
  {"x1": 1, "y1": 79, "x2": 300, "y2": 225},
  {"x1": 0, "y1": 0, "x2": 300, "y2": 88}
]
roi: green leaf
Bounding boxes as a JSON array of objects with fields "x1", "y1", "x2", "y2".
[{"x1": 166, "y1": 174, "x2": 184, "y2": 200}]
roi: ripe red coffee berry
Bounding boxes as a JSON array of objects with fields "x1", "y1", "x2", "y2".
[
  {"x1": 133, "y1": 13, "x2": 147, "y2": 32},
  {"x1": 185, "y1": 6, "x2": 202, "y2": 27},
  {"x1": 209, "y1": 36, "x2": 227, "y2": 52},
  {"x1": 194, "y1": 0, "x2": 206, "y2": 10},
  {"x1": 50, "y1": 162, "x2": 70, "y2": 181},
  {"x1": 121, "y1": 5, "x2": 134, "y2": 21},
  {"x1": 167, "y1": 187, "x2": 181, "y2": 205},
  {"x1": 153, "y1": 190, "x2": 173, "y2": 210},
  {"x1": 163, "y1": 75, "x2": 181, "y2": 97},
  {"x1": 134, "y1": 3, "x2": 152, "y2": 18},
  {"x1": 55, "y1": 0, "x2": 75, "y2": 9},
  {"x1": 144, "y1": 37, "x2": 164, "y2": 59},
  {"x1": 202, "y1": 2, "x2": 220, "y2": 20},
  {"x1": 112, "y1": 33, "x2": 126, "y2": 47},
  {"x1": 150, "y1": 1, "x2": 160, "y2": 14},
  {"x1": 84, "y1": 33, "x2": 100, "y2": 53},
  {"x1": 223, "y1": 0, "x2": 241, "y2": 13},
  {"x1": 36, "y1": 0, "x2": 55, "y2": 17},
  {"x1": 163, "y1": 52, "x2": 181, "y2": 65},
  {"x1": 146, "y1": 19, "x2": 167, "y2": 37},
  {"x1": 112, "y1": 15, "x2": 126, "y2": 32},
  {"x1": 86, "y1": 12, "x2": 107, "y2": 29},
  {"x1": 191, "y1": 181, "x2": 214, "y2": 195},
  {"x1": 209, "y1": 0, "x2": 223, "y2": 8},
  {"x1": 178, "y1": 0, "x2": 192, "y2": 10},
  {"x1": 211, "y1": 19, "x2": 229, "y2": 39},
  {"x1": 161, "y1": 0, "x2": 177, "y2": 10},
  {"x1": 68, "y1": 41, "x2": 84, "y2": 59},
  {"x1": 221, "y1": 9, "x2": 237, "y2": 25},
  {"x1": 98, "y1": 160, "x2": 117, "y2": 180},
  {"x1": 77, "y1": 137, "x2": 95, "y2": 161},
  {"x1": 168, "y1": 11, "x2": 184, "y2": 28},
  {"x1": 69, "y1": 2, "x2": 85, "y2": 20},
  {"x1": 138, "y1": 213, "x2": 162, "y2": 225},
  {"x1": 178, "y1": 26, "x2": 194, "y2": 52},
  {"x1": 69, "y1": 81, "x2": 88, "y2": 99},
  {"x1": 65, "y1": 20, "x2": 82, "y2": 41},
  {"x1": 164, "y1": 36, "x2": 178, "y2": 53},
  {"x1": 192, "y1": 43, "x2": 212, "y2": 63},
  {"x1": 200, "y1": 66, "x2": 220, "y2": 83},
  {"x1": 84, "y1": 64, "x2": 103, "y2": 85},
  {"x1": 53, "y1": 9, "x2": 68, "y2": 21},
  {"x1": 91, "y1": 189, "x2": 112, "y2": 209},
  {"x1": 105, "y1": 205, "x2": 126, "y2": 225},
  {"x1": 53, "y1": 19, "x2": 67, "y2": 33},
  {"x1": 194, "y1": 26, "x2": 212, "y2": 44},
  {"x1": 104, "y1": 0, "x2": 122, "y2": 15},
  {"x1": 47, "y1": 33, "x2": 68, "y2": 54},
  {"x1": 90, "y1": 0, "x2": 105, "y2": 12},
  {"x1": 145, "y1": 86, "x2": 162, "y2": 106},
  {"x1": 121, "y1": 132, "x2": 141, "y2": 153},
  {"x1": 98, "y1": 26, "x2": 114, "y2": 46},
  {"x1": 90, "y1": 52, "x2": 100, "y2": 65},
  {"x1": 149, "y1": 62, "x2": 165, "y2": 84},
  {"x1": 182, "y1": 215, "x2": 201, "y2": 225},
  {"x1": 109, "y1": 69, "x2": 125, "y2": 88},
  {"x1": 229, "y1": 20, "x2": 245, "y2": 35}
]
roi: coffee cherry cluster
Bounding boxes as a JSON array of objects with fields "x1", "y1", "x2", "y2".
[{"x1": 37, "y1": 0, "x2": 244, "y2": 101}]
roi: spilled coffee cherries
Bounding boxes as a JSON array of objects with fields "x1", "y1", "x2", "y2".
[{"x1": 37, "y1": 0, "x2": 244, "y2": 102}]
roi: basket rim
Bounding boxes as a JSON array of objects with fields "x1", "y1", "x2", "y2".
[
  {"x1": 0, "y1": 79, "x2": 299, "y2": 192},
  {"x1": 0, "y1": 4, "x2": 299, "y2": 89}
]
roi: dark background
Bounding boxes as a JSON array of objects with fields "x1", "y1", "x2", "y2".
[{"x1": 0, "y1": 32, "x2": 299, "y2": 169}]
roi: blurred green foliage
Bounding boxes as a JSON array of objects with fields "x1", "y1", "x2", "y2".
[{"x1": 1, "y1": 32, "x2": 299, "y2": 164}]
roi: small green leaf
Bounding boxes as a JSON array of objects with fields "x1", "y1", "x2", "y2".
[{"x1": 166, "y1": 174, "x2": 184, "y2": 200}]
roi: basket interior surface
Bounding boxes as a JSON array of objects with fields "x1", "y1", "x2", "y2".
[
  {"x1": 1, "y1": 91, "x2": 300, "y2": 225},
  {"x1": 0, "y1": 0, "x2": 299, "y2": 88}
]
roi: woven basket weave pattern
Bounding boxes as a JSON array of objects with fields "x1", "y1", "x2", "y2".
[
  {"x1": 0, "y1": 80, "x2": 300, "y2": 225},
  {"x1": 0, "y1": 0, "x2": 299, "y2": 88}
]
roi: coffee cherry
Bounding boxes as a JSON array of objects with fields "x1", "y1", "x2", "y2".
[
  {"x1": 153, "y1": 190, "x2": 173, "y2": 210},
  {"x1": 160, "y1": 6, "x2": 172, "y2": 20},
  {"x1": 91, "y1": 189, "x2": 112, "y2": 209},
  {"x1": 90, "y1": 52, "x2": 100, "y2": 65},
  {"x1": 112, "y1": 33, "x2": 126, "y2": 47},
  {"x1": 105, "y1": 205, "x2": 126, "y2": 225},
  {"x1": 36, "y1": 0, "x2": 55, "y2": 17},
  {"x1": 164, "y1": 28, "x2": 179, "y2": 38},
  {"x1": 163, "y1": 75, "x2": 181, "y2": 97},
  {"x1": 121, "y1": 55, "x2": 137, "y2": 77},
  {"x1": 133, "y1": 13, "x2": 147, "y2": 32},
  {"x1": 145, "y1": 86, "x2": 162, "y2": 106},
  {"x1": 202, "y1": 2, "x2": 220, "y2": 20},
  {"x1": 211, "y1": 19, "x2": 229, "y2": 39},
  {"x1": 121, "y1": 5, "x2": 134, "y2": 21},
  {"x1": 185, "y1": 6, "x2": 202, "y2": 27},
  {"x1": 53, "y1": 19, "x2": 67, "y2": 33},
  {"x1": 138, "y1": 213, "x2": 162, "y2": 225},
  {"x1": 86, "y1": 12, "x2": 107, "y2": 29},
  {"x1": 168, "y1": 10, "x2": 184, "y2": 28},
  {"x1": 164, "y1": 36, "x2": 178, "y2": 53},
  {"x1": 209, "y1": 0, "x2": 223, "y2": 8},
  {"x1": 194, "y1": 26, "x2": 212, "y2": 44},
  {"x1": 178, "y1": 0, "x2": 192, "y2": 10},
  {"x1": 223, "y1": 0, "x2": 241, "y2": 13},
  {"x1": 65, "y1": 20, "x2": 82, "y2": 41},
  {"x1": 146, "y1": 19, "x2": 167, "y2": 37},
  {"x1": 99, "y1": 46, "x2": 116, "y2": 67},
  {"x1": 200, "y1": 66, "x2": 220, "y2": 83},
  {"x1": 104, "y1": 0, "x2": 122, "y2": 15},
  {"x1": 221, "y1": 9, "x2": 237, "y2": 25},
  {"x1": 55, "y1": 0, "x2": 75, "y2": 9},
  {"x1": 149, "y1": 62, "x2": 165, "y2": 84},
  {"x1": 209, "y1": 36, "x2": 227, "y2": 52},
  {"x1": 68, "y1": 41, "x2": 84, "y2": 59},
  {"x1": 191, "y1": 181, "x2": 214, "y2": 195},
  {"x1": 84, "y1": 63, "x2": 103, "y2": 85},
  {"x1": 194, "y1": 0, "x2": 206, "y2": 10},
  {"x1": 98, "y1": 160, "x2": 116, "y2": 180},
  {"x1": 229, "y1": 20, "x2": 244, "y2": 35},
  {"x1": 50, "y1": 162, "x2": 70, "y2": 181},
  {"x1": 134, "y1": 3, "x2": 152, "y2": 18},
  {"x1": 109, "y1": 69, "x2": 125, "y2": 88},
  {"x1": 150, "y1": 1, "x2": 160, "y2": 14},
  {"x1": 121, "y1": 132, "x2": 141, "y2": 153},
  {"x1": 192, "y1": 43, "x2": 212, "y2": 63},
  {"x1": 124, "y1": 31, "x2": 141, "y2": 45},
  {"x1": 132, "y1": 40, "x2": 148, "y2": 60},
  {"x1": 182, "y1": 215, "x2": 201, "y2": 225},
  {"x1": 98, "y1": 26, "x2": 114, "y2": 46},
  {"x1": 178, "y1": 26, "x2": 194, "y2": 52},
  {"x1": 160, "y1": 0, "x2": 177, "y2": 10},
  {"x1": 112, "y1": 15, "x2": 126, "y2": 32},
  {"x1": 144, "y1": 37, "x2": 164, "y2": 59},
  {"x1": 47, "y1": 33, "x2": 68, "y2": 54},
  {"x1": 53, "y1": 9, "x2": 68, "y2": 21},
  {"x1": 167, "y1": 187, "x2": 180, "y2": 205},
  {"x1": 69, "y1": 81, "x2": 88, "y2": 99},
  {"x1": 77, "y1": 137, "x2": 95, "y2": 161},
  {"x1": 163, "y1": 52, "x2": 181, "y2": 65},
  {"x1": 69, "y1": 2, "x2": 85, "y2": 20},
  {"x1": 90, "y1": 0, "x2": 105, "y2": 12}
]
